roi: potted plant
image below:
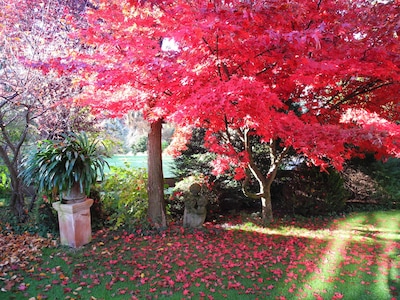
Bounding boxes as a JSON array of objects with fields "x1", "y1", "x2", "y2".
[{"x1": 22, "y1": 131, "x2": 108, "y2": 204}]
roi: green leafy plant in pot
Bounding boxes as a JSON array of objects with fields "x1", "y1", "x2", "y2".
[{"x1": 22, "y1": 132, "x2": 109, "y2": 204}]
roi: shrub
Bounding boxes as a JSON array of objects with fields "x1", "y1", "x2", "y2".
[
  {"x1": 0, "y1": 194, "x2": 58, "y2": 237},
  {"x1": 171, "y1": 128, "x2": 245, "y2": 214},
  {"x1": 275, "y1": 165, "x2": 350, "y2": 216},
  {"x1": 172, "y1": 128, "x2": 215, "y2": 179},
  {"x1": 0, "y1": 165, "x2": 11, "y2": 199},
  {"x1": 100, "y1": 165, "x2": 148, "y2": 230},
  {"x1": 370, "y1": 158, "x2": 400, "y2": 204},
  {"x1": 342, "y1": 156, "x2": 400, "y2": 210},
  {"x1": 89, "y1": 186, "x2": 107, "y2": 230},
  {"x1": 31, "y1": 195, "x2": 59, "y2": 237}
]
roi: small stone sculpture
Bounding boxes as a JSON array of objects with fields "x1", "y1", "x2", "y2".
[{"x1": 183, "y1": 183, "x2": 208, "y2": 228}]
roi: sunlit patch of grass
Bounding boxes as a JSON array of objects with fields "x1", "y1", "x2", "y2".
[
  {"x1": 228, "y1": 219, "x2": 376, "y2": 243},
  {"x1": 230, "y1": 211, "x2": 400, "y2": 244}
]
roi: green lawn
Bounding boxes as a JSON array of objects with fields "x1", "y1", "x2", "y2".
[
  {"x1": 106, "y1": 154, "x2": 175, "y2": 178},
  {"x1": 1, "y1": 210, "x2": 399, "y2": 299}
]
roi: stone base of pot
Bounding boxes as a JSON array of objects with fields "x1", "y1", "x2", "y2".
[{"x1": 52, "y1": 198, "x2": 94, "y2": 248}]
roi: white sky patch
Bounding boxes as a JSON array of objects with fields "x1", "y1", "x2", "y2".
[
  {"x1": 161, "y1": 38, "x2": 179, "y2": 52},
  {"x1": 353, "y1": 32, "x2": 367, "y2": 40}
]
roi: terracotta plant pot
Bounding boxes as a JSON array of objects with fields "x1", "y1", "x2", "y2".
[{"x1": 61, "y1": 182, "x2": 86, "y2": 204}]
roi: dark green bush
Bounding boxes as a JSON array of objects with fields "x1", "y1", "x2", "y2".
[
  {"x1": 342, "y1": 156, "x2": 400, "y2": 211},
  {"x1": 275, "y1": 165, "x2": 350, "y2": 216},
  {"x1": 172, "y1": 128, "x2": 215, "y2": 179},
  {"x1": 89, "y1": 187, "x2": 106, "y2": 230},
  {"x1": 0, "y1": 194, "x2": 58, "y2": 237},
  {"x1": 31, "y1": 195, "x2": 58, "y2": 237},
  {"x1": 370, "y1": 158, "x2": 400, "y2": 204},
  {"x1": 171, "y1": 128, "x2": 246, "y2": 214}
]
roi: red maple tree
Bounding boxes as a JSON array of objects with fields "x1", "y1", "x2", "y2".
[
  {"x1": 50, "y1": 0, "x2": 399, "y2": 224},
  {"x1": 167, "y1": 0, "x2": 400, "y2": 223},
  {"x1": 48, "y1": 1, "x2": 183, "y2": 227}
]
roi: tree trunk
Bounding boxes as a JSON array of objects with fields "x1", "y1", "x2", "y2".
[
  {"x1": 244, "y1": 170, "x2": 275, "y2": 225},
  {"x1": 242, "y1": 131, "x2": 278, "y2": 225},
  {"x1": 147, "y1": 119, "x2": 167, "y2": 228},
  {"x1": 260, "y1": 189, "x2": 273, "y2": 224},
  {"x1": 0, "y1": 107, "x2": 30, "y2": 222},
  {"x1": 9, "y1": 175, "x2": 27, "y2": 222},
  {"x1": 0, "y1": 157, "x2": 27, "y2": 222}
]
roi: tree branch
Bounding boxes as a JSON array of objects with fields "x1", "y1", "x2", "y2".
[
  {"x1": 241, "y1": 128, "x2": 268, "y2": 198},
  {"x1": 330, "y1": 80, "x2": 393, "y2": 110},
  {"x1": 317, "y1": 0, "x2": 323, "y2": 10}
]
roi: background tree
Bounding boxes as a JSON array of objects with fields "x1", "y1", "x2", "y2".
[
  {"x1": 172, "y1": 128, "x2": 214, "y2": 179},
  {"x1": 0, "y1": 0, "x2": 91, "y2": 220}
]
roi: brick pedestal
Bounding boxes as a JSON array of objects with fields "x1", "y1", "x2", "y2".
[{"x1": 52, "y1": 199, "x2": 94, "y2": 248}]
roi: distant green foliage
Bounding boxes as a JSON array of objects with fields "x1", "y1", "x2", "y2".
[
  {"x1": 0, "y1": 165, "x2": 11, "y2": 199},
  {"x1": 100, "y1": 165, "x2": 148, "y2": 230},
  {"x1": 131, "y1": 136, "x2": 148, "y2": 155},
  {"x1": 161, "y1": 140, "x2": 169, "y2": 151},
  {"x1": 101, "y1": 138, "x2": 124, "y2": 156}
]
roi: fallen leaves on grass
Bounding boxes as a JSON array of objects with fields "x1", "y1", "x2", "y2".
[
  {"x1": 1, "y1": 212, "x2": 399, "y2": 299},
  {"x1": 0, "y1": 231, "x2": 57, "y2": 292}
]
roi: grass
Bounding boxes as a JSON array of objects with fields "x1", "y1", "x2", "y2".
[
  {"x1": 1, "y1": 211, "x2": 399, "y2": 299},
  {"x1": 106, "y1": 154, "x2": 175, "y2": 178}
]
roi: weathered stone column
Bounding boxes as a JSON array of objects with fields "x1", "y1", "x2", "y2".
[{"x1": 52, "y1": 199, "x2": 94, "y2": 248}]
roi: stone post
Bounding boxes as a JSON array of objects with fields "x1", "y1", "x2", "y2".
[{"x1": 52, "y1": 198, "x2": 94, "y2": 248}]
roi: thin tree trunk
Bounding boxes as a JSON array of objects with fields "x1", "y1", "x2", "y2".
[
  {"x1": 241, "y1": 131, "x2": 290, "y2": 225},
  {"x1": 260, "y1": 189, "x2": 273, "y2": 224},
  {"x1": 147, "y1": 119, "x2": 167, "y2": 228}
]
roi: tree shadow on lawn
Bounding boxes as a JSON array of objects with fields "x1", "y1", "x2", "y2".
[
  {"x1": 217, "y1": 211, "x2": 399, "y2": 299},
  {"x1": 287, "y1": 211, "x2": 400, "y2": 300},
  {"x1": 1, "y1": 211, "x2": 399, "y2": 300}
]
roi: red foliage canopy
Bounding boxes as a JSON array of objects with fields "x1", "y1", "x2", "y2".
[
  {"x1": 52, "y1": 0, "x2": 399, "y2": 173},
  {"x1": 164, "y1": 0, "x2": 400, "y2": 171}
]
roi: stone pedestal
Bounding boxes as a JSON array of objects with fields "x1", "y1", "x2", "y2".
[{"x1": 52, "y1": 199, "x2": 94, "y2": 248}]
